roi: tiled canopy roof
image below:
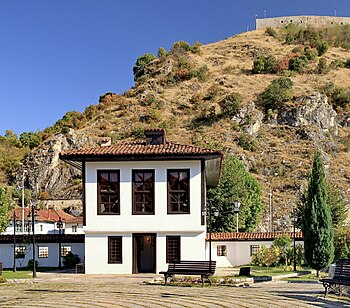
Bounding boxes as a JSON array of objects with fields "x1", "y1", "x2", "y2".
[
  {"x1": 207, "y1": 232, "x2": 303, "y2": 241},
  {"x1": 60, "y1": 142, "x2": 223, "y2": 160},
  {"x1": 9, "y1": 208, "x2": 83, "y2": 224}
]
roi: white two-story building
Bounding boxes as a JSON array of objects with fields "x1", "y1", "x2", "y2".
[{"x1": 60, "y1": 129, "x2": 223, "y2": 274}]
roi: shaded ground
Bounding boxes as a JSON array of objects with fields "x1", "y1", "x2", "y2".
[{"x1": 0, "y1": 272, "x2": 349, "y2": 307}]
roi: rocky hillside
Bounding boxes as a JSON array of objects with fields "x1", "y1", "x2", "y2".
[{"x1": 16, "y1": 26, "x2": 350, "y2": 230}]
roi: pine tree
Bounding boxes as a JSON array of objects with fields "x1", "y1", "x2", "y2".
[{"x1": 301, "y1": 150, "x2": 334, "y2": 277}]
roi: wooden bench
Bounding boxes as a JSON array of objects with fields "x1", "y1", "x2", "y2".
[
  {"x1": 159, "y1": 260, "x2": 216, "y2": 286},
  {"x1": 320, "y1": 259, "x2": 350, "y2": 297}
]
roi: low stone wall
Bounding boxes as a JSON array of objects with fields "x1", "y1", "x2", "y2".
[{"x1": 256, "y1": 15, "x2": 350, "y2": 29}]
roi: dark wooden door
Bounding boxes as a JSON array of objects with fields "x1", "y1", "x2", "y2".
[{"x1": 132, "y1": 234, "x2": 156, "y2": 273}]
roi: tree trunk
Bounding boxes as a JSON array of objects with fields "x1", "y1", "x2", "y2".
[{"x1": 316, "y1": 269, "x2": 320, "y2": 278}]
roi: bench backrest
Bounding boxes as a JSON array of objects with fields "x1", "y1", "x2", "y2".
[
  {"x1": 167, "y1": 260, "x2": 216, "y2": 274},
  {"x1": 334, "y1": 259, "x2": 350, "y2": 279}
]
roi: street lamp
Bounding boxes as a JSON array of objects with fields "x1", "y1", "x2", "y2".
[
  {"x1": 9, "y1": 211, "x2": 19, "y2": 272},
  {"x1": 28, "y1": 202, "x2": 39, "y2": 278},
  {"x1": 233, "y1": 200, "x2": 241, "y2": 233},
  {"x1": 18, "y1": 163, "x2": 28, "y2": 234},
  {"x1": 291, "y1": 209, "x2": 298, "y2": 272},
  {"x1": 56, "y1": 217, "x2": 64, "y2": 269},
  {"x1": 269, "y1": 172, "x2": 278, "y2": 232},
  {"x1": 202, "y1": 203, "x2": 219, "y2": 264}
]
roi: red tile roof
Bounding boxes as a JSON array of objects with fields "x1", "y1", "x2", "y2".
[
  {"x1": 207, "y1": 232, "x2": 303, "y2": 241},
  {"x1": 60, "y1": 141, "x2": 223, "y2": 159},
  {"x1": 9, "y1": 208, "x2": 83, "y2": 224}
]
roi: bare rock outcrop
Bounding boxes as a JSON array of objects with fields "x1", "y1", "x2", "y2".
[
  {"x1": 26, "y1": 129, "x2": 93, "y2": 199},
  {"x1": 278, "y1": 93, "x2": 338, "y2": 134}
]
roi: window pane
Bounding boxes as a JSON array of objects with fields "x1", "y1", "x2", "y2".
[
  {"x1": 133, "y1": 170, "x2": 154, "y2": 214},
  {"x1": 38, "y1": 246, "x2": 49, "y2": 258},
  {"x1": 166, "y1": 236, "x2": 181, "y2": 263},
  {"x1": 98, "y1": 170, "x2": 120, "y2": 215},
  {"x1": 168, "y1": 170, "x2": 190, "y2": 214},
  {"x1": 108, "y1": 236, "x2": 122, "y2": 263}
]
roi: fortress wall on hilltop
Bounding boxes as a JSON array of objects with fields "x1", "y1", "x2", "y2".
[{"x1": 256, "y1": 15, "x2": 350, "y2": 29}]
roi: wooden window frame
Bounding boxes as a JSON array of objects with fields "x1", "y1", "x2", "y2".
[
  {"x1": 217, "y1": 245, "x2": 227, "y2": 256},
  {"x1": 38, "y1": 246, "x2": 49, "y2": 258},
  {"x1": 97, "y1": 170, "x2": 120, "y2": 215},
  {"x1": 108, "y1": 236, "x2": 122, "y2": 264},
  {"x1": 166, "y1": 236, "x2": 181, "y2": 263},
  {"x1": 132, "y1": 170, "x2": 155, "y2": 215},
  {"x1": 61, "y1": 245, "x2": 72, "y2": 257},
  {"x1": 15, "y1": 246, "x2": 26, "y2": 259},
  {"x1": 167, "y1": 169, "x2": 190, "y2": 214},
  {"x1": 250, "y1": 245, "x2": 260, "y2": 256}
]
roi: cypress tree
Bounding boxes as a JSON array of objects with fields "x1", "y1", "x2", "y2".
[{"x1": 301, "y1": 150, "x2": 334, "y2": 277}]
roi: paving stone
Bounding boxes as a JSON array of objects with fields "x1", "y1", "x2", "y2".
[{"x1": 0, "y1": 273, "x2": 349, "y2": 307}]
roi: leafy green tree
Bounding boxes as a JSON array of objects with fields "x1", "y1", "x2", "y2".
[
  {"x1": 0, "y1": 187, "x2": 10, "y2": 232},
  {"x1": 273, "y1": 234, "x2": 293, "y2": 266},
  {"x1": 333, "y1": 227, "x2": 350, "y2": 260},
  {"x1": 133, "y1": 53, "x2": 157, "y2": 81},
  {"x1": 207, "y1": 155, "x2": 263, "y2": 232},
  {"x1": 19, "y1": 132, "x2": 42, "y2": 149},
  {"x1": 327, "y1": 183, "x2": 348, "y2": 229},
  {"x1": 301, "y1": 150, "x2": 334, "y2": 277},
  {"x1": 157, "y1": 47, "x2": 167, "y2": 59},
  {"x1": 258, "y1": 77, "x2": 293, "y2": 112}
]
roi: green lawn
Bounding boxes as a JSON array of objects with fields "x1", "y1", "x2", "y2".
[
  {"x1": 2, "y1": 270, "x2": 33, "y2": 279},
  {"x1": 234, "y1": 265, "x2": 313, "y2": 278}
]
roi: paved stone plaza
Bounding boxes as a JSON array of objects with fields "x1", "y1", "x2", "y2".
[{"x1": 0, "y1": 273, "x2": 349, "y2": 308}]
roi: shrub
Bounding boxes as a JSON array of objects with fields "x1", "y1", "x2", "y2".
[
  {"x1": 315, "y1": 41, "x2": 328, "y2": 56},
  {"x1": 133, "y1": 53, "x2": 157, "y2": 81},
  {"x1": 252, "y1": 55, "x2": 277, "y2": 74},
  {"x1": 190, "y1": 65, "x2": 209, "y2": 82},
  {"x1": 265, "y1": 27, "x2": 278, "y2": 37},
  {"x1": 157, "y1": 47, "x2": 167, "y2": 59},
  {"x1": 316, "y1": 57, "x2": 329, "y2": 74},
  {"x1": 319, "y1": 83, "x2": 350, "y2": 110},
  {"x1": 304, "y1": 47, "x2": 318, "y2": 61},
  {"x1": 27, "y1": 259, "x2": 39, "y2": 270},
  {"x1": 329, "y1": 59, "x2": 345, "y2": 70},
  {"x1": 219, "y1": 92, "x2": 242, "y2": 118},
  {"x1": 288, "y1": 56, "x2": 308, "y2": 73},
  {"x1": 238, "y1": 134, "x2": 258, "y2": 152},
  {"x1": 258, "y1": 77, "x2": 293, "y2": 111},
  {"x1": 63, "y1": 252, "x2": 81, "y2": 268}
]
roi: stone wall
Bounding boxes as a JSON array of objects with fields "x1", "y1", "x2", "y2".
[{"x1": 256, "y1": 15, "x2": 350, "y2": 29}]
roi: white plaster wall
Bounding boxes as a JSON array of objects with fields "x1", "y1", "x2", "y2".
[
  {"x1": 85, "y1": 233, "x2": 132, "y2": 274},
  {"x1": 3, "y1": 222, "x2": 57, "y2": 235},
  {"x1": 65, "y1": 223, "x2": 84, "y2": 234},
  {"x1": 84, "y1": 160, "x2": 204, "y2": 233},
  {"x1": 85, "y1": 232, "x2": 206, "y2": 274},
  {"x1": 209, "y1": 240, "x2": 304, "y2": 267},
  {"x1": 0, "y1": 242, "x2": 84, "y2": 268}
]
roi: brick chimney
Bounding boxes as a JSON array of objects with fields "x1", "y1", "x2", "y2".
[{"x1": 144, "y1": 129, "x2": 166, "y2": 145}]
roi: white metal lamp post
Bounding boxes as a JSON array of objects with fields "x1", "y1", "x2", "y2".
[
  {"x1": 291, "y1": 209, "x2": 298, "y2": 272},
  {"x1": 202, "y1": 203, "x2": 219, "y2": 264},
  {"x1": 57, "y1": 217, "x2": 64, "y2": 269},
  {"x1": 9, "y1": 212, "x2": 18, "y2": 272},
  {"x1": 28, "y1": 202, "x2": 39, "y2": 278},
  {"x1": 233, "y1": 200, "x2": 241, "y2": 233},
  {"x1": 18, "y1": 163, "x2": 28, "y2": 234}
]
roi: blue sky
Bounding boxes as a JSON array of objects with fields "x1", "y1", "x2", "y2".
[{"x1": 0, "y1": 0, "x2": 349, "y2": 136}]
